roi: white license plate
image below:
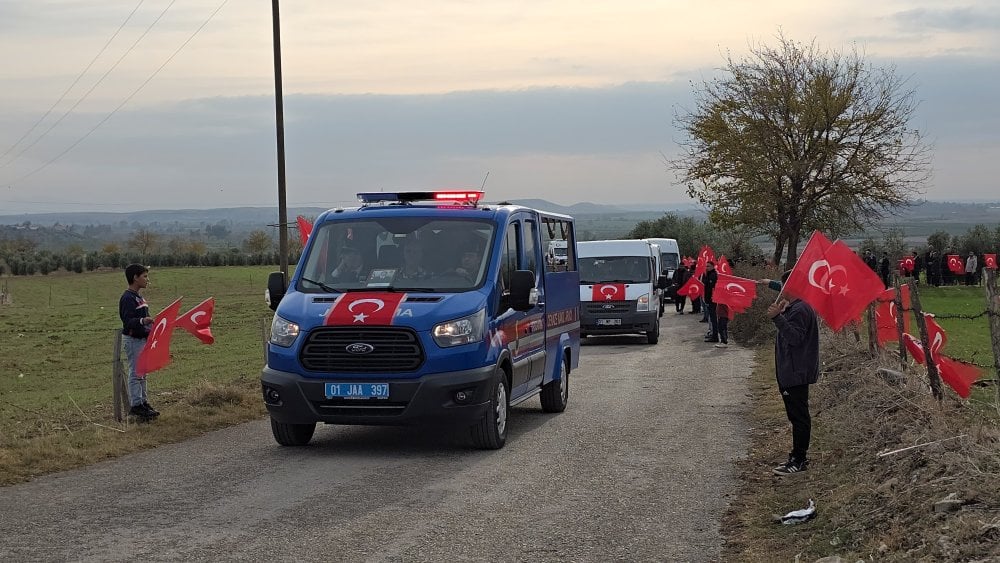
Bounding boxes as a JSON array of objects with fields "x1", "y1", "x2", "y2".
[
  {"x1": 324, "y1": 383, "x2": 390, "y2": 399},
  {"x1": 596, "y1": 318, "x2": 622, "y2": 326}
]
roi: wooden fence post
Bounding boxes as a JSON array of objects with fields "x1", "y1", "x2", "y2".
[
  {"x1": 112, "y1": 330, "x2": 128, "y2": 422},
  {"x1": 983, "y1": 269, "x2": 1000, "y2": 406},
  {"x1": 866, "y1": 303, "x2": 878, "y2": 356},
  {"x1": 895, "y1": 280, "x2": 908, "y2": 367},
  {"x1": 909, "y1": 281, "x2": 943, "y2": 402}
]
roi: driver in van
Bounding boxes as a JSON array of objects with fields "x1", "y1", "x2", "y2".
[{"x1": 454, "y1": 242, "x2": 482, "y2": 282}]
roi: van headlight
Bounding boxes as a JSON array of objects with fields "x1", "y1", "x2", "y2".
[
  {"x1": 269, "y1": 314, "x2": 300, "y2": 347},
  {"x1": 636, "y1": 293, "x2": 651, "y2": 312},
  {"x1": 433, "y1": 309, "x2": 485, "y2": 347}
]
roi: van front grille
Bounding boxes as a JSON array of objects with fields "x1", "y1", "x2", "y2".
[{"x1": 300, "y1": 327, "x2": 424, "y2": 373}]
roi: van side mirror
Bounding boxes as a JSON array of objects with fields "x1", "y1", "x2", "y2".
[
  {"x1": 657, "y1": 274, "x2": 669, "y2": 290},
  {"x1": 509, "y1": 270, "x2": 536, "y2": 311},
  {"x1": 266, "y1": 271, "x2": 286, "y2": 311}
]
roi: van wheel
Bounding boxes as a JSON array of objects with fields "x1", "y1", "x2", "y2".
[
  {"x1": 647, "y1": 321, "x2": 660, "y2": 345},
  {"x1": 270, "y1": 418, "x2": 316, "y2": 446},
  {"x1": 470, "y1": 372, "x2": 509, "y2": 449},
  {"x1": 540, "y1": 358, "x2": 569, "y2": 413}
]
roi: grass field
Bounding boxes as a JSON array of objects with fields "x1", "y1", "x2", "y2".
[{"x1": 0, "y1": 266, "x2": 278, "y2": 485}]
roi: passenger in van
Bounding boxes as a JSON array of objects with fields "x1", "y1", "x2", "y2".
[
  {"x1": 330, "y1": 242, "x2": 366, "y2": 283},
  {"x1": 453, "y1": 242, "x2": 483, "y2": 282},
  {"x1": 398, "y1": 238, "x2": 429, "y2": 280}
]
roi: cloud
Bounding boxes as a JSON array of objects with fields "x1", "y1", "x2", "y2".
[{"x1": 892, "y1": 6, "x2": 1000, "y2": 32}]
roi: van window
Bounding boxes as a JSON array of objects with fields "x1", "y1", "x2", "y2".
[
  {"x1": 661, "y1": 253, "x2": 679, "y2": 271},
  {"x1": 524, "y1": 219, "x2": 539, "y2": 276},
  {"x1": 499, "y1": 222, "x2": 519, "y2": 294},
  {"x1": 579, "y1": 255, "x2": 651, "y2": 284},
  {"x1": 541, "y1": 217, "x2": 575, "y2": 273}
]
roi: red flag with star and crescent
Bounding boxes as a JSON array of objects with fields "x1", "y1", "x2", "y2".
[
  {"x1": 324, "y1": 292, "x2": 406, "y2": 325},
  {"x1": 693, "y1": 255, "x2": 706, "y2": 278},
  {"x1": 175, "y1": 297, "x2": 215, "y2": 344},
  {"x1": 296, "y1": 216, "x2": 313, "y2": 246},
  {"x1": 675, "y1": 276, "x2": 704, "y2": 300},
  {"x1": 874, "y1": 285, "x2": 911, "y2": 346},
  {"x1": 592, "y1": 283, "x2": 626, "y2": 301},
  {"x1": 782, "y1": 231, "x2": 885, "y2": 331},
  {"x1": 716, "y1": 255, "x2": 733, "y2": 275},
  {"x1": 936, "y1": 356, "x2": 983, "y2": 399},
  {"x1": 137, "y1": 298, "x2": 183, "y2": 377},
  {"x1": 985, "y1": 254, "x2": 997, "y2": 270},
  {"x1": 946, "y1": 254, "x2": 964, "y2": 274},
  {"x1": 699, "y1": 245, "x2": 715, "y2": 266},
  {"x1": 713, "y1": 273, "x2": 756, "y2": 312}
]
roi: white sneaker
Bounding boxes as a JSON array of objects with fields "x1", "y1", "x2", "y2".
[{"x1": 714, "y1": 343, "x2": 728, "y2": 348}]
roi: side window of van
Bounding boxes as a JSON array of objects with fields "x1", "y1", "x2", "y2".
[
  {"x1": 499, "y1": 222, "x2": 520, "y2": 295},
  {"x1": 541, "y1": 217, "x2": 575, "y2": 273},
  {"x1": 524, "y1": 219, "x2": 539, "y2": 276}
]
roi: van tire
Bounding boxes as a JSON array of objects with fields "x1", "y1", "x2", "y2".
[
  {"x1": 540, "y1": 358, "x2": 569, "y2": 413},
  {"x1": 647, "y1": 322, "x2": 660, "y2": 345},
  {"x1": 470, "y1": 371, "x2": 509, "y2": 449},
  {"x1": 270, "y1": 418, "x2": 316, "y2": 446}
]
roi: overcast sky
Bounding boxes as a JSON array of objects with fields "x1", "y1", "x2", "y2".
[{"x1": 1, "y1": 0, "x2": 998, "y2": 214}]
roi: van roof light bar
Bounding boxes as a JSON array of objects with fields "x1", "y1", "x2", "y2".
[{"x1": 357, "y1": 190, "x2": 485, "y2": 206}]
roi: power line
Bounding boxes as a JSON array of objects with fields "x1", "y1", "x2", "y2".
[
  {"x1": 0, "y1": 0, "x2": 148, "y2": 166},
  {"x1": 2, "y1": 0, "x2": 178, "y2": 170},
  {"x1": 10, "y1": 0, "x2": 229, "y2": 186}
]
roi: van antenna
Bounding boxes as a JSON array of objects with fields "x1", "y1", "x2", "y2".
[{"x1": 480, "y1": 171, "x2": 490, "y2": 190}]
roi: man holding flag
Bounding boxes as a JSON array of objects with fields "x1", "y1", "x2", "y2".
[{"x1": 767, "y1": 270, "x2": 820, "y2": 476}]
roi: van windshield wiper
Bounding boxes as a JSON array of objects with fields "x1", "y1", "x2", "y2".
[{"x1": 300, "y1": 276, "x2": 338, "y2": 293}]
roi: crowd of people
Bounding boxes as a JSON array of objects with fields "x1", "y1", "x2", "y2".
[{"x1": 862, "y1": 248, "x2": 992, "y2": 288}]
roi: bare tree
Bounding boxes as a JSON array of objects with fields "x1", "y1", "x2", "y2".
[
  {"x1": 674, "y1": 33, "x2": 930, "y2": 265},
  {"x1": 128, "y1": 229, "x2": 160, "y2": 256},
  {"x1": 244, "y1": 230, "x2": 274, "y2": 254}
]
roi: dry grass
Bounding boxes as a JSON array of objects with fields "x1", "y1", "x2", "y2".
[{"x1": 724, "y1": 331, "x2": 1000, "y2": 561}]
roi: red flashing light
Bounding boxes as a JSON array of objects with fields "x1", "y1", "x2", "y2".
[{"x1": 433, "y1": 191, "x2": 484, "y2": 204}]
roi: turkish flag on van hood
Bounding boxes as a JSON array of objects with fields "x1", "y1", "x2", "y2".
[
  {"x1": 137, "y1": 298, "x2": 183, "y2": 377},
  {"x1": 324, "y1": 292, "x2": 407, "y2": 325},
  {"x1": 592, "y1": 283, "x2": 626, "y2": 301}
]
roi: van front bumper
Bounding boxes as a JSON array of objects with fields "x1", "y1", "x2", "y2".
[
  {"x1": 580, "y1": 309, "x2": 658, "y2": 336},
  {"x1": 260, "y1": 365, "x2": 496, "y2": 427}
]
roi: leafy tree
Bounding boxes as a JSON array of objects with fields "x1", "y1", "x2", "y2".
[
  {"x1": 243, "y1": 230, "x2": 274, "y2": 255},
  {"x1": 101, "y1": 242, "x2": 121, "y2": 254},
  {"x1": 881, "y1": 226, "x2": 907, "y2": 260},
  {"x1": 926, "y1": 230, "x2": 951, "y2": 254},
  {"x1": 674, "y1": 33, "x2": 930, "y2": 265},
  {"x1": 128, "y1": 229, "x2": 160, "y2": 255}
]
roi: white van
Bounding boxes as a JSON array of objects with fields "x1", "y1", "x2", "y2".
[
  {"x1": 546, "y1": 239, "x2": 568, "y2": 265},
  {"x1": 644, "y1": 238, "x2": 681, "y2": 305},
  {"x1": 577, "y1": 239, "x2": 668, "y2": 344}
]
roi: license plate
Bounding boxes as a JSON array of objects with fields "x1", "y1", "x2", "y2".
[
  {"x1": 325, "y1": 383, "x2": 390, "y2": 399},
  {"x1": 597, "y1": 318, "x2": 622, "y2": 326}
]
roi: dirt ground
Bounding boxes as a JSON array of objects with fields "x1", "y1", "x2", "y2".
[{"x1": 723, "y1": 331, "x2": 1000, "y2": 562}]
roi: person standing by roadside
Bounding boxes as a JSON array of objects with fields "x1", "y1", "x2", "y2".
[
  {"x1": 965, "y1": 252, "x2": 978, "y2": 286},
  {"x1": 878, "y1": 252, "x2": 892, "y2": 288},
  {"x1": 703, "y1": 261, "x2": 719, "y2": 342},
  {"x1": 672, "y1": 264, "x2": 689, "y2": 314},
  {"x1": 119, "y1": 264, "x2": 159, "y2": 421},
  {"x1": 767, "y1": 271, "x2": 820, "y2": 476}
]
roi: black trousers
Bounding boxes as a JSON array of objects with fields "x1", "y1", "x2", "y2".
[
  {"x1": 705, "y1": 302, "x2": 718, "y2": 340},
  {"x1": 780, "y1": 384, "x2": 811, "y2": 462},
  {"x1": 675, "y1": 295, "x2": 686, "y2": 312}
]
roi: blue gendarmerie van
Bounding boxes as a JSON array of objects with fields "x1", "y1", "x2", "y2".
[{"x1": 262, "y1": 191, "x2": 580, "y2": 449}]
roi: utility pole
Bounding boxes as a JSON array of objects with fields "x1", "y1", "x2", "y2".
[{"x1": 271, "y1": 0, "x2": 289, "y2": 277}]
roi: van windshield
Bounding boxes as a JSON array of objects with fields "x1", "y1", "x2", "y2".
[
  {"x1": 661, "y1": 253, "x2": 679, "y2": 270},
  {"x1": 579, "y1": 256, "x2": 651, "y2": 284},
  {"x1": 297, "y1": 217, "x2": 496, "y2": 292}
]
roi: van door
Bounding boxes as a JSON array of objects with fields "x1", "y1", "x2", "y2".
[
  {"x1": 521, "y1": 216, "x2": 546, "y2": 389},
  {"x1": 497, "y1": 220, "x2": 535, "y2": 398}
]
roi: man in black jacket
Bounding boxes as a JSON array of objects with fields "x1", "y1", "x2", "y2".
[
  {"x1": 672, "y1": 264, "x2": 689, "y2": 314},
  {"x1": 767, "y1": 280, "x2": 820, "y2": 475},
  {"x1": 702, "y1": 261, "x2": 719, "y2": 342}
]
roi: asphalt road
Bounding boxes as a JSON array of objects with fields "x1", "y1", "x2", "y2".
[{"x1": 0, "y1": 311, "x2": 753, "y2": 562}]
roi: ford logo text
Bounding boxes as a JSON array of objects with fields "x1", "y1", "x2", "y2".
[{"x1": 345, "y1": 343, "x2": 375, "y2": 355}]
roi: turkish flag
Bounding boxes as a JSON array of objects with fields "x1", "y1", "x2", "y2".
[
  {"x1": 682, "y1": 256, "x2": 695, "y2": 268},
  {"x1": 296, "y1": 216, "x2": 313, "y2": 246},
  {"x1": 175, "y1": 297, "x2": 215, "y2": 344},
  {"x1": 716, "y1": 255, "x2": 733, "y2": 275},
  {"x1": 946, "y1": 254, "x2": 964, "y2": 274},
  {"x1": 903, "y1": 333, "x2": 925, "y2": 364},
  {"x1": 137, "y1": 298, "x2": 183, "y2": 377},
  {"x1": 985, "y1": 254, "x2": 997, "y2": 269},
  {"x1": 699, "y1": 245, "x2": 716, "y2": 267},
  {"x1": 693, "y1": 255, "x2": 706, "y2": 278},
  {"x1": 676, "y1": 277, "x2": 704, "y2": 300},
  {"x1": 925, "y1": 314, "x2": 947, "y2": 360},
  {"x1": 714, "y1": 273, "x2": 756, "y2": 310},
  {"x1": 901, "y1": 256, "x2": 915, "y2": 273},
  {"x1": 592, "y1": 283, "x2": 626, "y2": 301},
  {"x1": 875, "y1": 302, "x2": 900, "y2": 346},
  {"x1": 782, "y1": 232, "x2": 885, "y2": 331},
  {"x1": 324, "y1": 292, "x2": 406, "y2": 325},
  {"x1": 936, "y1": 355, "x2": 982, "y2": 399}
]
